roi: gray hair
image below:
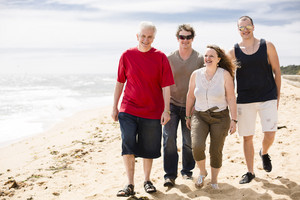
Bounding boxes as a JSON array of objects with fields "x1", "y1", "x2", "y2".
[{"x1": 138, "y1": 21, "x2": 157, "y2": 36}]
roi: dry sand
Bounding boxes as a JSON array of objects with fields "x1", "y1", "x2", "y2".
[{"x1": 0, "y1": 79, "x2": 300, "y2": 200}]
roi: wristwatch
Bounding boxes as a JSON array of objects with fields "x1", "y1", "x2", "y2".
[{"x1": 185, "y1": 116, "x2": 192, "y2": 120}]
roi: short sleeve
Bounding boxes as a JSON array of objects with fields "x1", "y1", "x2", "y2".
[
  {"x1": 117, "y1": 53, "x2": 126, "y2": 83},
  {"x1": 161, "y1": 54, "x2": 174, "y2": 88}
]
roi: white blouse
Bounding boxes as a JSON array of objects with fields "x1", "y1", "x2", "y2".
[{"x1": 194, "y1": 67, "x2": 227, "y2": 112}]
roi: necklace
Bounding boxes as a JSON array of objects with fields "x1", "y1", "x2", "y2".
[{"x1": 205, "y1": 68, "x2": 217, "y2": 81}]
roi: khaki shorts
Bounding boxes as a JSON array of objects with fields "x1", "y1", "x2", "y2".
[{"x1": 237, "y1": 100, "x2": 278, "y2": 136}]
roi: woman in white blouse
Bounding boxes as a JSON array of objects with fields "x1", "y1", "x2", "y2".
[{"x1": 186, "y1": 45, "x2": 237, "y2": 189}]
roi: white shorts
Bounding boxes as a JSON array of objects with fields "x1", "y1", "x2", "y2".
[{"x1": 237, "y1": 100, "x2": 278, "y2": 136}]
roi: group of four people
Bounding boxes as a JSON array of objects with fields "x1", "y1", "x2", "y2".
[{"x1": 111, "y1": 15, "x2": 281, "y2": 197}]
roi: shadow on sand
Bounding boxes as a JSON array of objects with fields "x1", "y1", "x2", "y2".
[{"x1": 127, "y1": 176, "x2": 300, "y2": 200}]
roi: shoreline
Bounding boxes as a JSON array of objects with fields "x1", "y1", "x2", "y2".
[
  {"x1": 0, "y1": 105, "x2": 111, "y2": 146},
  {"x1": 0, "y1": 79, "x2": 300, "y2": 200},
  {"x1": 0, "y1": 95, "x2": 113, "y2": 148}
]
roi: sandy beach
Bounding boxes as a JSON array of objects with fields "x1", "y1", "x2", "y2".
[{"x1": 0, "y1": 79, "x2": 300, "y2": 200}]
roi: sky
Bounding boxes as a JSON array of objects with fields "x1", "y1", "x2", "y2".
[{"x1": 0, "y1": 0, "x2": 300, "y2": 74}]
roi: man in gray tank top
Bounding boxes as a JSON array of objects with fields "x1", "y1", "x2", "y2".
[
  {"x1": 163, "y1": 24, "x2": 204, "y2": 187},
  {"x1": 228, "y1": 16, "x2": 281, "y2": 184}
]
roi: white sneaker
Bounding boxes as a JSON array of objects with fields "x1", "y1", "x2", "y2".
[
  {"x1": 211, "y1": 183, "x2": 219, "y2": 189},
  {"x1": 195, "y1": 172, "x2": 207, "y2": 188}
]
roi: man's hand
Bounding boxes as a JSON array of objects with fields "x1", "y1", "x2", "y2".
[
  {"x1": 161, "y1": 111, "x2": 170, "y2": 125},
  {"x1": 111, "y1": 107, "x2": 119, "y2": 121}
]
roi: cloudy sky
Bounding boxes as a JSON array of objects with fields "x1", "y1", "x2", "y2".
[{"x1": 0, "y1": 0, "x2": 300, "y2": 74}]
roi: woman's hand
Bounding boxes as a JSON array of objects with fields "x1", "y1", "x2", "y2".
[
  {"x1": 186, "y1": 118, "x2": 191, "y2": 130},
  {"x1": 229, "y1": 120, "x2": 236, "y2": 134}
]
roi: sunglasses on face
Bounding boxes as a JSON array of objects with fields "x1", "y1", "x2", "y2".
[
  {"x1": 238, "y1": 25, "x2": 253, "y2": 31},
  {"x1": 178, "y1": 35, "x2": 193, "y2": 40}
]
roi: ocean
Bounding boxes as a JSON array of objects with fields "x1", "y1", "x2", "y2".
[{"x1": 0, "y1": 73, "x2": 116, "y2": 146}]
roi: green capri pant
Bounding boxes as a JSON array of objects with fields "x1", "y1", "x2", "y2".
[{"x1": 191, "y1": 108, "x2": 230, "y2": 168}]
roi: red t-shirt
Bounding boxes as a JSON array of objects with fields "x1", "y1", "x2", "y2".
[{"x1": 118, "y1": 47, "x2": 174, "y2": 119}]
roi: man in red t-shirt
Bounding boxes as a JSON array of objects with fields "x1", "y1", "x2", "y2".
[{"x1": 111, "y1": 21, "x2": 174, "y2": 197}]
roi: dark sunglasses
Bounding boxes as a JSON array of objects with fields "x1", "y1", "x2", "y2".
[{"x1": 178, "y1": 35, "x2": 193, "y2": 40}]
